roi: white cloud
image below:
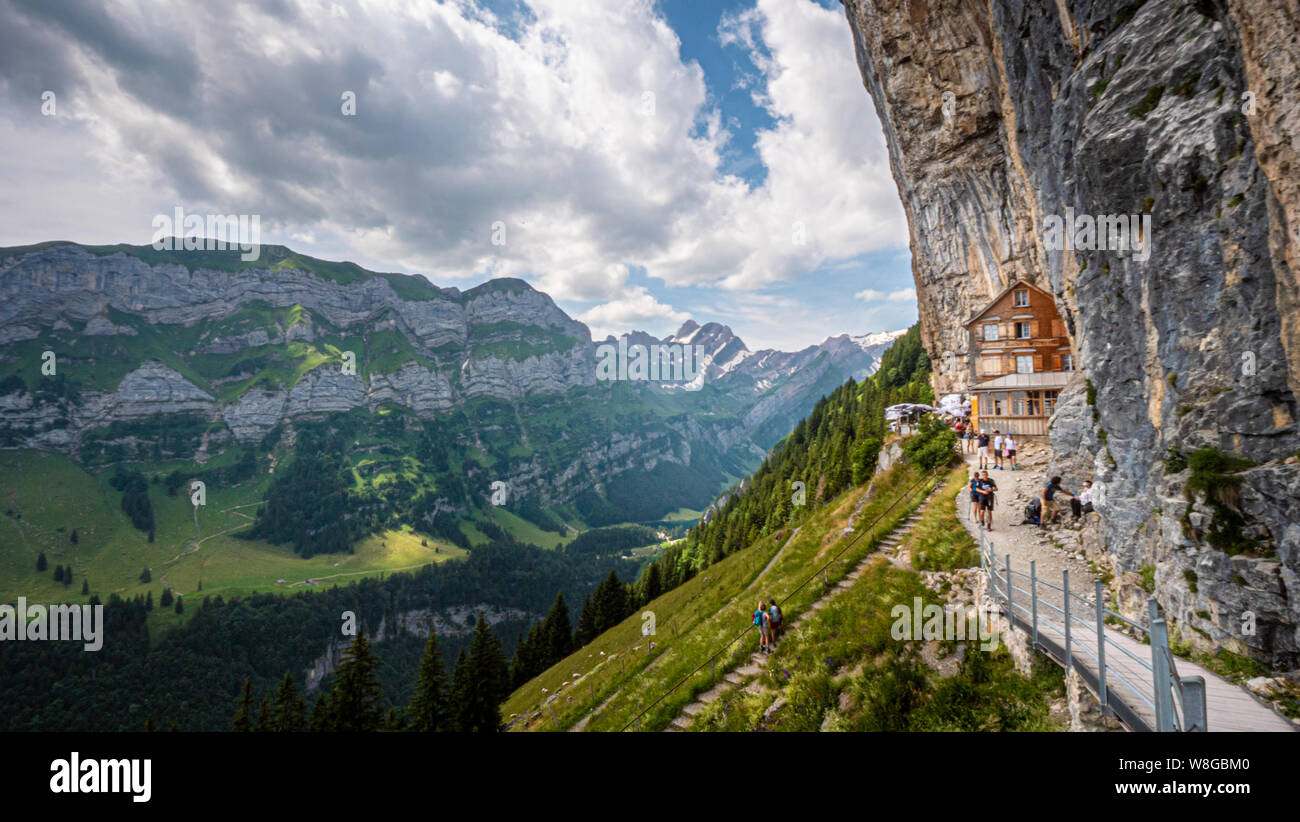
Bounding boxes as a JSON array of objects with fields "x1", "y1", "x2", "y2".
[
  {"x1": 0, "y1": 0, "x2": 910, "y2": 349},
  {"x1": 856, "y1": 287, "x2": 915, "y2": 303},
  {"x1": 575, "y1": 286, "x2": 689, "y2": 340}
]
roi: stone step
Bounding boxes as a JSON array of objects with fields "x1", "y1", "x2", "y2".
[
  {"x1": 671, "y1": 715, "x2": 690, "y2": 730},
  {"x1": 735, "y1": 664, "x2": 763, "y2": 677},
  {"x1": 724, "y1": 672, "x2": 745, "y2": 685},
  {"x1": 682, "y1": 702, "x2": 705, "y2": 716},
  {"x1": 697, "y1": 682, "x2": 733, "y2": 703}
]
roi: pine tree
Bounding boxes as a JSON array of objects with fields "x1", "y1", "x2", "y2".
[
  {"x1": 160, "y1": 588, "x2": 173, "y2": 608},
  {"x1": 309, "y1": 690, "x2": 333, "y2": 732},
  {"x1": 231, "y1": 678, "x2": 255, "y2": 732},
  {"x1": 70, "y1": 529, "x2": 78, "y2": 544},
  {"x1": 145, "y1": 590, "x2": 153, "y2": 611},
  {"x1": 449, "y1": 648, "x2": 472, "y2": 732},
  {"x1": 573, "y1": 593, "x2": 597, "y2": 648},
  {"x1": 592, "y1": 571, "x2": 629, "y2": 634},
  {"x1": 272, "y1": 672, "x2": 306, "y2": 732},
  {"x1": 175, "y1": 595, "x2": 183, "y2": 615},
  {"x1": 540, "y1": 592, "x2": 573, "y2": 668},
  {"x1": 255, "y1": 693, "x2": 275, "y2": 732},
  {"x1": 36, "y1": 552, "x2": 46, "y2": 572},
  {"x1": 53, "y1": 564, "x2": 64, "y2": 583},
  {"x1": 456, "y1": 613, "x2": 510, "y2": 733},
  {"x1": 144, "y1": 716, "x2": 157, "y2": 732},
  {"x1": 139, "y1": 568, "x2": 151, "y2": 584},
  {"x1": 62, "y1": 569, "x2": 72, "y2": 589},
  {"x1": 408, "y1": 630, "x2": 448, "y2": 732},
  {"x1": 329, "y1": 632, "x2": 384, "y2": 732},
  {"x1": 510, "y1": 623, "x2": 542, "y2": 689},
  {"x1": 384, "y1": 707, "x2": 404, "y2": 731},
  {"x1": 639, "y1": 562, "x2": 662, "y2": 605},
  {"x1": 81, "y1": 579, "x2": 89, "y2": 595}
]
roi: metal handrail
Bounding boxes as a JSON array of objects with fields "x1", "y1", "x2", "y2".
[{"x1": 978, "y1": 527, "x2": 1205, "y2": 731}]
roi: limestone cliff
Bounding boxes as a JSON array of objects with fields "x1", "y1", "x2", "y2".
[{"x1": 843, "y1": 0, "x2": 1300, "y2": 666}]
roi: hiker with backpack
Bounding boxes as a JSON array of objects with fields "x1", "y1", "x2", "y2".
[
  {"x1": 969, "y1": 471, "x2": 984, "y2": 525},
  {"x1": 768, "y1": 598, "x2": 783, "y2": 645},
  {"x1": 979, "y1": 470, "x2": 998, "y2": 530},
  {"x1": 992, "y1": 430, "x2": 1004, "y2": 470},
  {"x1": 1040, "y1": 476, "x2": 1075, "y2": 528},
  {"x1": 1003, "y1": 434, "x2": 1017, "y2": 470},
  {"x1": 754, "y1": 601, "x2": 771, "y2": 653},
  {"x1": 977, "y1": 431, "x2": 990, "y2": 470}
]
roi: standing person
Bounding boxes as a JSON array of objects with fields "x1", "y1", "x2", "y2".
[
  {"x1": 768, "y1": 598, "x2": 783, "y2": 645},
  {"x1": 754, "y1": 601, "x2": 770, "y2": 652},
  {"x1": 1004, "y1": 434, "x2": 1018, "y2": 471},
  {"x1": 980, "y1": 470, "x2": 998, "y2": 530},
  {"x1": 1040, "y1": 476, "x2": 1075, "y2": 528},
  {"x1": 992, "y1": 430, "x2": 1004, "y2": 470},
  {"x1": 969, "y1": 471, "x2": 984, "y2": 525},
  {"x1": 977, "y1": 431, "x2": 990, "y2": 470}
]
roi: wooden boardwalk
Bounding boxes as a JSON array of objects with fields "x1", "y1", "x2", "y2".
[{"x1": 1021, "y1": 601, "x2": 1294, "y2": 732}]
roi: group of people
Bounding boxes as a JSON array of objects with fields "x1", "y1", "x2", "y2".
[
  {"x1": 1040, "y1": 477, "x2": 1095, "y2": 525},
  {"x1": 753, "y1": 599, "x2": 783, "y2": 653},
  {"x1": 953, "y1": 422, "x2": 1018, "y2": 471},
  {"x1": 973, "y1": 471, "x2": 1097, "y2": 530},
  {"x1": 956, "y1": 424, "x2": 1015, "y2": 470}
]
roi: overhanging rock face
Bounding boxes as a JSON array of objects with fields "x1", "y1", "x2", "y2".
[{"x1": 842, "y1": 0, "x2": 1300, "y2": 665}]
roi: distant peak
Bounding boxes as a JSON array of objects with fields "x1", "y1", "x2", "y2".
[{"x1": 672, "y1": 319, "x2": 700, "y2": 339}]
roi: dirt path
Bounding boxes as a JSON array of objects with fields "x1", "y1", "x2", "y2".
[{"x1": 956, "y1": 441, "x2": 1095, "y2": 613}]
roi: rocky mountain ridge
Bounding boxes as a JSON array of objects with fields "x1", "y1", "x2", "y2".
[
  {"x1": 0, "y1": 241, "x2": 902, "y2": 520},
  {"x1": 842, "y1": 0, "x2": 1300, "y2": 666}
]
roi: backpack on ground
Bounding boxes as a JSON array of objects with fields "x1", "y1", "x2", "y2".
[{"x1": 1023, "y1": 498, "x2": 1041, "y2": 525}]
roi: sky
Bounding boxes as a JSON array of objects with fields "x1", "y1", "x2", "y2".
[{"x1": 0, "y1": 0, "x2": 917, "y2": 351}]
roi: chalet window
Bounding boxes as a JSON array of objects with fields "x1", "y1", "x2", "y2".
[
  {"x1": 1016, "y1": 355, "x2": 1034, "y2": 374},
  {"x1": 1060, "y1": 353, "x2": 1074, "y2": 371},
  {"x1": 982, "y1": 357, "x2": 1002, "y2": 376},
  {"x1": 983, "y1": 324, "x2": 999, "y2": 341},
  {"x1": 1012, "y1": 391, "x2": 1027, "y2": 415},
  {"x1": 1013, "y1": 290, "x2": 1029, "y2": 307},
  {"x1": 1044, "y1": 390, "x2": 1059, "y2": 416},
  {"x1": 1015, "y1": 321, "x2": 1032, "y2": 339},
  {"x1": 992, "y1": 396, "x2": 1004, "y2": 416},
  {"x1": 1027, "y1": 392, "x2": 1042, "y2": 416}
]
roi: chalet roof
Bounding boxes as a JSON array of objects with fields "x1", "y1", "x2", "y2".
[
  {"x1": 963, "y1": 279, "x2": 1055, "y2": 328},
  {"x1": 970, "y1": 372, "x2": 1072, "y2": 391}
]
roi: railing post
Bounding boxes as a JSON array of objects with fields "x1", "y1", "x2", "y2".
[
  {"x1": 1182, "y1": 676, "x2": 1208, "y2": 732},
  {"x1": 1095, "y1": 579, "x2": 1108, "y2": 714},
  {"x1": 1149, "y1": 598, "x2": 1172, "y2": 732},
  {"x1": 1030, "y1": 560, "x2": 1038, "y2": 649},
  {"x1": 1063, "y1": 569, "x2": 1071, "y2": 672},
  {"x1": 1004, "y1": 554, "x2": 1013, "y2": 625}
]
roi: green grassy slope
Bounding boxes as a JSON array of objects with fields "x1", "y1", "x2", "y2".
[
  {"x1": 506, "y1": 457, "x2": 1067, "y2": 733},
  {"x1": 0, "y1": 449, "x2": 466, "y2": 620},
  {"x1": 504, "y1": 462, "x2": 937, "y2": 730}
]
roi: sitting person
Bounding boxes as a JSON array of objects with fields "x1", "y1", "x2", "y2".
[{"x1": 1071, "y1": 481, "x2": 1095, "y2": 518}]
